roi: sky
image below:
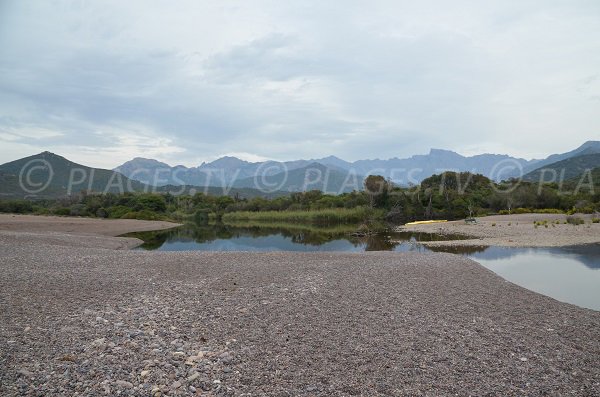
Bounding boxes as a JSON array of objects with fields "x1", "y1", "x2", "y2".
[{"x1": 0, "y1": 0, "x2": 599, "y2": 169}]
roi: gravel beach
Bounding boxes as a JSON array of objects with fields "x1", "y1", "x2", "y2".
[
  {"x1": 399, "y1": 213, "x2": 600, "y2": 248},
  {"x1": 1, "y1": 215, "x2": 599, "y2": 396},
  {"x1": 0, "y1": 214, "x2": 181, "y2": 250}
]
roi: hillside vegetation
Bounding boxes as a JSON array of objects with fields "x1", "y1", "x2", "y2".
[
  {"x1": 1, "y1": 171, "x2": 598, "y2": 224},
  {"x1": 522, "y1": 153, "x2": 600, "y2": 182}
]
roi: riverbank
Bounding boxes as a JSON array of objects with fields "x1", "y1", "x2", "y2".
[
  {"x1": 398, "y1": 213, "x2": 600, "y2": 248},
  {"x1": 0, "y1": 214, "x2": 181, "y2": 249},
  {"x1": 0, "y1": 217, "x2": 599, "y2": 395}
]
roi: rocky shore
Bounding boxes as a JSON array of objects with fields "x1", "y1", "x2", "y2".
[
  {"x1": 0, "y1": 215, "x2": 599, "y2": 395},
  {"x1": 398, "y1": 213, "x2": 600, "y2": 248}
]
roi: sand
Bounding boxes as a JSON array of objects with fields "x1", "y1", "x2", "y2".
[
  {"x1": 0, "y1": 214, "x2": 599, "y2": 395},
  {"x1": 398, "y1": 213, "x2": 600, "y2": 248}
]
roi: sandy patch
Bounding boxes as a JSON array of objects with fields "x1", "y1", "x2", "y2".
[{"x1": 398, "y1": 213, "x2": 600, "y2": 248}]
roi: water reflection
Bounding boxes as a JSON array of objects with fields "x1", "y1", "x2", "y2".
[
  {"x1": 124, "y1": 223, "x2": 600, "y2": 310},
  {"x1": 467, "y1": 246, "x2": 600, "y2": 310},
  {"x1": 124, "y1": 223, "x2": 469, "y2": 253}
]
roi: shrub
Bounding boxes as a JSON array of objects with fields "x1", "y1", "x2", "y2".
[
  {"x1": 52, "y1": 207, "x2": 71, "y2": 216},
  {"x1": 69, "y1": 204, "x2": 87, "y2": 216},
  {"x1": 96, "y1": 208, "x2": 108, "y2": 218},
  {"x1": 566, "y1": 216, "x2": 585, "y2": 225},
  {"x1": 135, "y1": 210, "x2": 161, "y2": 220},
  {"x1": 0, "y1": 200, "x2": 34, "y2": 214},
  {"x1": 120, "y1": 211, "x2": 138, "y2": 219},
  {"x1": 592, "y1": 218, "x2": 600, "y2": 223},
  {"x1": 108, "y1": 205, "x2": 131, "y2": 219},
  {"x1": 533, "y1": 208, "x2": 563, "y2": 214},
  {"x1": 194, "y1": 209, "x2": 210, "y2": 224}
]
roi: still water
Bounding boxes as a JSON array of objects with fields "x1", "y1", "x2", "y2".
[{"x1": 125, "y1": 223, "x2": 600, "y2": 310}]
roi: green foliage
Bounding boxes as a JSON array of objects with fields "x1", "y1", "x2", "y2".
[
  {"x1": 222, "y1": 207, "x2": 380, "y2": 224},
  {"x1": 0, "y1": 200, "x2": 34, "y2": 213},
  {"x1": 194, "y1": 209, "x2": 210, "y2": 224},
  {"x1": 108, "y1": 205, "x2": 132, "y2": 219},
  {"x1": 566, "y1": 216, "x2": 585, "y2": 225},
  {"x1": 52, "y1": 207, "x2": 71, "y2": 216},
  {"x1": 0, "y1": 169, "x2": 598, "y2": 225},
  {"x1": 96, "y1": 207, "x2": 108, "y2": 218}
]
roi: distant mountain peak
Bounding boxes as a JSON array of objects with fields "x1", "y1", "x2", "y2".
[
  {"x1": 204, "y1": 156, "x2": 250, "y2": 168},
  {"x1": 429, "y1": 148, "x2": 456, "y2": 154},
  {"x1": 319, "y1": 155, "x2": 344, "y2": 161}
]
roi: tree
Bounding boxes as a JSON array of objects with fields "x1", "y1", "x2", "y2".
[{"x1": 364, "y1": 175, "x2": 389, "y2": 208}]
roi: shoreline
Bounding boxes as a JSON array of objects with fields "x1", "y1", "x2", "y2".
[
  {"x1": 0, "y1": 213, "x2": 598, "y2": 394},
  {"x1": 0, "y1": 214, "x2": 182, "y2": 249},
  {"x1": 397, "y1": 213, "x2": 600, "y2": 248}
]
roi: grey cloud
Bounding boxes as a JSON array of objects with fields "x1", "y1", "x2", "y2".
[{"x1": 0, "y1": 0, "x2": 598, "y2": 167}]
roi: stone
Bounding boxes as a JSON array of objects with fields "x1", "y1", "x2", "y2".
[
  {"x1": 116, "y1": 380, "x2": 134, "y2": 389},
  {"x1": 219, "y1": 352, "x2": 233, "y2": 363},
  {"x1": 151, "y1": 386, "x2": 161, "y2": 397},
  {"x1": 17, "y1": 368, "x2": 34, "y2": 378},
  {"x1": 141, "y1": 370, "x2": 150, "y2": 378}
]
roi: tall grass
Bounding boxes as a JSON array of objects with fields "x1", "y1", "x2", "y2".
[
  {"x1": 222, "y1": 220, "x2": 361, "y2": 234},
  {"x1": 222, "y1": 207, "x2": 382, "y2": 224}
]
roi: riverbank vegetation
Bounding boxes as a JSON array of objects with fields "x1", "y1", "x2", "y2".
[{"x1": 0, "y1": 171, "x2": 598, "y2": 224}]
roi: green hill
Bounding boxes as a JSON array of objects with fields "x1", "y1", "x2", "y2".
[
  {"x1": 0, "y1": 152, "x2": 148, "y2": 199},
  {"x1": 565, "y1": 166, "x2": 600, "y2": 191},
  {"x1": 522, "y1": 153, "x2": 600, "y2": 182}
]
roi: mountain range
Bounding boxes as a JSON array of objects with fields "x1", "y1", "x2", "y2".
[
  {"x1": 1, "y1": 141, "x2": 599, "y2": 198},
  {"x1": 0, "y1": 152, "x2": 286, "y2": 200},
  {"x1": 115, "y1": 141, "x2": 600, "y2": 190}
]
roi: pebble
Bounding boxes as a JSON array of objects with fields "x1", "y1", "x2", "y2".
[
  {"x1": 17, "y1": 368, "x2": 34, "y2": 378},
  {"x1": 116, "y1": 380, "x2": 134, "y2": 389}
]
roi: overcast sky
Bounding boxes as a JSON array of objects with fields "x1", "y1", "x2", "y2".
[{"x1": 0, "y1": 1, "x2": 599, "y2": 168}]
